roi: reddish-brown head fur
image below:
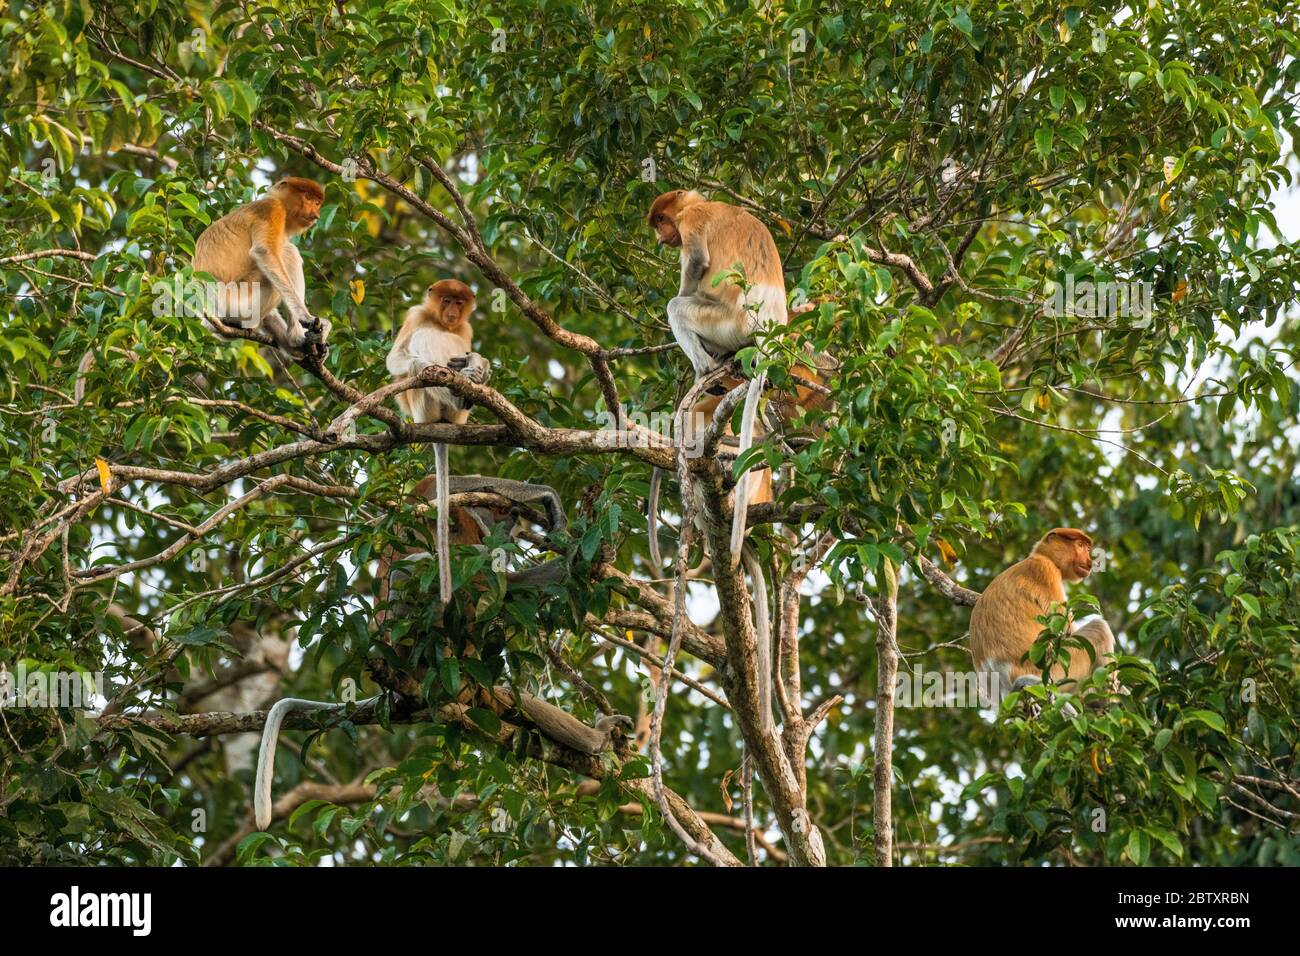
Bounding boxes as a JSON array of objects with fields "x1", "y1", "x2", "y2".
[
  {"x1": 424, "y1": 279, "x2": 476, "y2": 330},
  {"x1": 1033, "y1": 527, "x2": 1095, "y2": 582},
  {"x1": 647, "y1": 189, "x2": 703, "y2": 248},
  {"x1": 272, "y1": 177, "x2": 325, "y2": 233}
]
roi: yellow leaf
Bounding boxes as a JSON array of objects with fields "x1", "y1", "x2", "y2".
[
  {"x1": 643, "y1": 23, "x2": 651, "y2": 40},
  {"x1": 774, "y1": 217, "x2": 792, "y2": 237},
  {"x1": 1058, "y1": 21, "x2": 1071, "y2": 42},
  {"x1": 237, "y1": 341, "x2": 275, "y2": 378},
  {"x1": 95, "y1": 457, "x2": 112, "y2": 495},
  {"x1": 350, "y1": 279, "x2": 365, "y2": 304},
  {"x1": 1091, "y1": 748, "x2": 1105, "y2": 775},
  {"x1": 625, "y1": 630, "x2": 634, "y2": 640},
  {"x1": 1159, "y1": 191, "x2": 1171, "y2": 213},
  {"x1": 1172, "y1": 279, "x2": 1188, "y2": 302},
  {"x1": 935, "y1": 538, "x2": 957, "y2": 566},
  {"x1": 1036, "y1": 392, "x2": 1051, "y2": 412}
]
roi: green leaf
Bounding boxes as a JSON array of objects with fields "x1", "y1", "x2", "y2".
[
  {"x1": 1034, "y1": 126, "x2": 1054, "y2": 158},
  {"x1": 1182, "y1": 710, "x2": 1227, "y2": 734},
  {"x1": 468, "y1": 707, "x2": 502, "y2": 735},
  {"x1": 1126, "y1": 829, "x2": 1151, "y2": 865}
]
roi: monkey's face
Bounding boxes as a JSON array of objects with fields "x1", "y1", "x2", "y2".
[
  {"x1": 647, "y1": 192, "x2": 684, "y2": 247},
  {"x1": 427, "y1": 284, "x2": 475, "y2": 327},
  {"x1": 297, "y1": 195, "x2": 321, "y2": 228},
  {"x1": 653, "y1": 213, "x2": 682, "y2": 248},
  {"x1": 1062, "y1": 537, "x2": 1094, "y2": 581},
  {"x1": 276, "y1": 179, "x2": 324, "y2": 232},
  {"x1": 1039, "y1": 528, "x2": 1095, "y2": 581}
]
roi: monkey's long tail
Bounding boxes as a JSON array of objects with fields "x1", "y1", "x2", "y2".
[
  {"x1": 740, "y1": 543, "x2": 773, "y2": 734},
  {"x1": 648, "y1": 467, "x2": 664, "y2": 575},
  {"x1": 729, "y1": 371, "x2": 767, "y2": 569},
  {"x1": 434, "y1": 441, "x2": 452, "y2": 605},
  {"x1": 254, "y1": 697, "x2": 367, "y2": 830},
  {"x1": 73, "y1": 349, "x2": 96, "y2": 404}
]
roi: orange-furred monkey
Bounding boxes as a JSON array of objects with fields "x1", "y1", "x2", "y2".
[
  {"x1": 648, "y1": 189, "x2": 787, "y2": 569},
  {"x1": 969, "y1": 528, "x2": 1115, "y2": 704},
  {"x1": 192, "y1": 177, "x2": 331, "y2": 357},
  {"x1": 386, "y1": 280, "x2": 491, "y2": 605}
]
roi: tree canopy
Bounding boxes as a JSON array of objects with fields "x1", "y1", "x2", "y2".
[{"x1": 1, "y1": 0, "x2": 1298, "y2": 867}]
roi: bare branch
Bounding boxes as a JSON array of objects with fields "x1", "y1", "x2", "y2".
[{"x1": 914, "y1": 555, "x2": 981, "y2": 607}]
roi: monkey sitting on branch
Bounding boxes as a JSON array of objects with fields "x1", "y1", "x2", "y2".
[
  {"x1": 969, "y1": 528, "x2": 1116, "y2": 708},
  {"x1": 386, "y1": 279, "x2": 493, "y2": 606},
  {"x1": 647, "y1": 189, "x2": 788, "y2": 569},
  {"x1": 191, "y1": 176, "x2": 331, "y2": 359}
]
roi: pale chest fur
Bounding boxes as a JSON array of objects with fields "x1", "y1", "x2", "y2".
[{"x1": 406, "y1": 324, "x2": 471, "y2": 364}]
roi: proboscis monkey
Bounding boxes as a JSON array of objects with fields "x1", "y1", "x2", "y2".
[
  {"x1": 385, "y1": 279, "x2": 491, "y2": 605},
  {"x1": 191, "y1": 177, "x2": 331, "y2": 357},
  {"x1": 648, "y1": 380, "x2": 776, "y2": 734},
  {"x1": 969, "y1": 528, "x2": 1115, "y2": 705},
  {"x1": 648, "y1": 189, "x2": 787, "y2": 569}
]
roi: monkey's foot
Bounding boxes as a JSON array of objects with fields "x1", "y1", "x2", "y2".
[{"x1": 301, "y1": 317, "x2": 331, "y2": 358}]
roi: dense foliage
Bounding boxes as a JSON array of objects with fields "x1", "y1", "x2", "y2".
[{"x1": 1, "y1": 0, "x2": 1297, "y2": 866}]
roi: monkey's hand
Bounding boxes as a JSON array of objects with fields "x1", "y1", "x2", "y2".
[
  {"x1": 302, "y1": 315, "x2": 331, "y2": 358},
  {"x1": 448, "y1": 353, "x2": 491, "y2": 408},
  {"x1": 448, "y1": 352, "x2": 490, "y2": 383}
]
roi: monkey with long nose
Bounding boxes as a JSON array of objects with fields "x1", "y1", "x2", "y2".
[{"x1": 385, "y1": 279, "x2": 490, "y2": 605}]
